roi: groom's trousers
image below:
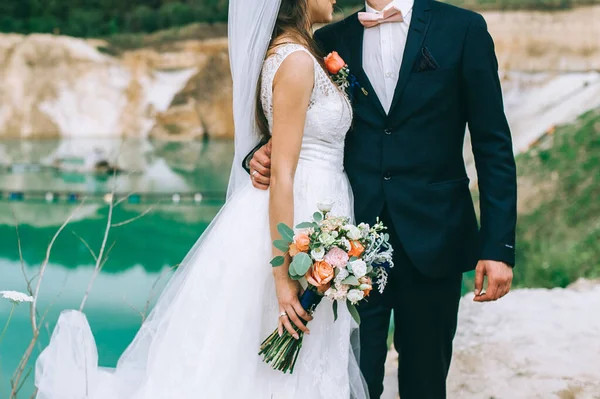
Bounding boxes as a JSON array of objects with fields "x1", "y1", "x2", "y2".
[{"x1": 358, "y1": 206, "x2": 463, "y2": 399}]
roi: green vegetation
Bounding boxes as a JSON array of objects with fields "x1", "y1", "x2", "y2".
[
  {"x1": 512, "y1": 108, "x2": 600, "y2": 288},
  {"x1": 462, "y1": 108, "x2": 600, "y2": 293},
  {"x1": 0, "y1": 0, "x2": 228, "y2": 37},
  {"x1": 1, "y1": 0, "x2": 598, "y2": 38}
]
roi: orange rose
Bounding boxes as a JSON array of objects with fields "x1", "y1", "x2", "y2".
[
  {"x1": 348, "y1": 240, "x2": 365, "y2": 258},
  {"x1": 295, "y1": 234, "x2": 310, "y2": 252},
  {"x1": 324, "y1": 51, "x2": 346, "y2": 75},
  {"x1": 306, "y1": 260, "x2": 335, "y2": 289}
]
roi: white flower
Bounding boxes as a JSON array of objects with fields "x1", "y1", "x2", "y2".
[
  {"x1": 334, "y1": 285, "x2": 350, "y2": 300},
  {"x1": 319, "y1": 232, "x2": 336, "y2": 247},
  {"x1": 349, "y1": 259, "x2": 368, "y2": 278},
  {"x1": 358, "y1": 223, "x2": 370, "y2": 236},
  {"x1": 317, "y1": 198, "x2": 335, "y2": 213},
  {"x1": 345, "y1": 225, "x2": 362, "y2": 240},
  {"x1": 324, "y1": 287, "x2": 336, "y2": 299},
  {"x1": 333, "y1": 283, "x2": 349, "y2": 298},
  {"x1": 0, "y1": 291, "x2": 33, "y2": 304},
  {"x1": 340, "y1": 238, "x2": 351, "y2": 251},
  {"x1": 311, "y1": 247, "x2": 325, "y2": 261},
  {"x1": 335, "y1": 268, "x2": 350, "y2": 283},
  {"x1": 347, "y1": 289, "x2": 365, "y2": 305}
]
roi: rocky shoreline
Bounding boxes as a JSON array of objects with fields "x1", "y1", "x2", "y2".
[{"x1": 382, "y1": 279, "x2": 600, "y2": 399}]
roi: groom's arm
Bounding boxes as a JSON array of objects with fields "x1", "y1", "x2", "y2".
[{"x1": 461, "y1": 13, "x2": 517, "y2": 267}]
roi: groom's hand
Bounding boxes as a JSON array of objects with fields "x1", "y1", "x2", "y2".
[
  {"x1": 473, "y1": 260, "x2": 513, "y2": 302},
  {"x1": 249, "y1": 140, "x2": 272, "y2": 190}
]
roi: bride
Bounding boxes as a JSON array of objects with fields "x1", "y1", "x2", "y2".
[{"x1": 35, "y1": 0, "x2": 368, "y2": 398}]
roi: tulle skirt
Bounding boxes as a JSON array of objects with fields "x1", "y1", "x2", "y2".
[{"x1": 35, "y1": 164, "x2": 369, "y2": 399}]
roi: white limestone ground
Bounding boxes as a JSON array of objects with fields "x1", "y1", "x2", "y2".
[{"x1": 382, "y1": 280, "x2": 600, "y2": 399}]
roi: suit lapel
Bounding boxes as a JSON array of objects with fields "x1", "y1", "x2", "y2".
[
  {"x1": 346, "y1": 12, "x2": 387, "y2": 118},
  {"x1": 389, "y1": 0, "x2": 432, "y2": 114}
]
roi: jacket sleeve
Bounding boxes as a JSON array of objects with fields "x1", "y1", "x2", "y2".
[
  {"x1": 314, "y1": 25, "x2": 334, "y2": 55},
  {"x1": 242, "y1": 138, "x2": 269, "y2": 174},
  {"x1": 461, "y1": 13, "x2": 518, "y2": 266}
]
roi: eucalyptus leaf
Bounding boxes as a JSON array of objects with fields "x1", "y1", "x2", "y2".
[
  {"x1": 296, "y1": 222, "x2": 317, "y2": 229},
  {"x1": 290, "y1": 252, "x2": 312, "y2": 276},
  {"x1": 367, "y1": 265, "x2": 373, "y2": 274},
  {"x1": 333, "y1": 301, "x2": 338, "y2": 322},
  {"x1": 349, "y1": 256, "x2": 358, "y2": 262},
  {"x1": 273, "y1": 239, "x2": 291, "y2": 252},
  {"x1": 270, "y1": 256, "x2": 285, "y2": 267},
  {"x1": 347, "y1": 302, "x2": 361, "y2": 325},
  {"x1": 277, "y1": 223, "x2": 295, "y2": 242},
  {"x1": 288, "y1": 266, "x2": 303, "y2": 280},
  {"x1": 313, "y1": 212, "x2": 323, "y2": 222},
  {"x1": 341, "y1": 275, "x2": 360, "y2": 286}
]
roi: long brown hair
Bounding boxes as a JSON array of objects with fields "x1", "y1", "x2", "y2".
[{"x1": 255, "y1": 0, "x2": 328, "y2": 141}]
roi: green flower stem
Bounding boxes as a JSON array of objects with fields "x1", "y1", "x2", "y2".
[
  {"x1": 260, "y1": 324, "x2": 306, "y2": 373},
  {"x1": 0, "y1": 303, "x2": 16, "y2": 345}
]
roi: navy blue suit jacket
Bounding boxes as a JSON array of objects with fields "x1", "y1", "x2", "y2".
[{"x1": 313, "y1": 0, "x2": 517, "y2": 277}]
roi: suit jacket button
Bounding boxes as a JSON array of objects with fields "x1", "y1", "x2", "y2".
[
  {"x1": 384, "y1": 129, "x2": 392, "y2": 135},
  {"x1": 384, "y1": 173, "x2": 391, "y2": 181}
]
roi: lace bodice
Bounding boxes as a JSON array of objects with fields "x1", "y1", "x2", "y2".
[{"x1": 260, "y1": 43, "x2": 352, "y2": 172}]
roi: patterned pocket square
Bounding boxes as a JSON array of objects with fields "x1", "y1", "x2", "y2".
[{"x1": 415, "y1": 47, "x2": 440, "y2": 72}]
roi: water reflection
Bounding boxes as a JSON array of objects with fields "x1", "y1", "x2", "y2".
[{"x1": 0, "y1": 137, "x2": 234, "y2": 194}]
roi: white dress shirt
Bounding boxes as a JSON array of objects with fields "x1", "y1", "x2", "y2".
[{"x1": 363, "y1": 0, "x2": 414, "y2": 113}]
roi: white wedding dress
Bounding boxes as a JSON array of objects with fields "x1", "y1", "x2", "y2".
[{"x1": 35, "y1": 43, "x2": 368, "y2": 399}]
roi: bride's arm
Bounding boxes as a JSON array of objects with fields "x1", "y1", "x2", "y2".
[{"x1": 270, "y1": 51, "x2": 315, "y2": 339}]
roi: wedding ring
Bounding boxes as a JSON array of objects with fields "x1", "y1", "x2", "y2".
[
  {"x1": 279, "y1": 312, "x2": 288, "y2": 318},
  {"x1": 251, "y1": 170, "x2": 258, "y2": 179}
]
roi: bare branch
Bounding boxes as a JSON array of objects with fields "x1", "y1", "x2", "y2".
[
  {"x1": 79, "y1": 165, "x2": 120, "y2": 312},
  {"x1": 112, "y1": 205, "x2": 156, "y2": 228},
  {"x1": 114, "y1": 192, "x2": 138, "y2": 207},
  {"x1": 141, "y1": 264, "x2": 179, "y2": 322},
  {"x1": 32, "y1": 200, "x2": 86, "y2": 329},
  {"x1": 11, "y1": 208, "x2": 33, "y2": 296},
  {"x1": 122, "y1": 296, "x2": 145, "y2": 321},
  {"x1": 70, "y1": 230, "x2": 98, "y2": 262},
  {"x1": 10, "y1": 200, "x2": 86, "y2": 398}
]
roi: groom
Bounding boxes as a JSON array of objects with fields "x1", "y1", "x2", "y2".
[{"x1": 247, "y1": 0, "x2": 517, "y2": 397}]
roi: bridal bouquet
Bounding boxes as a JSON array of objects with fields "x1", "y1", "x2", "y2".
[{"x1": 259, "y1": 200, "x2": 394, "y2": 373}]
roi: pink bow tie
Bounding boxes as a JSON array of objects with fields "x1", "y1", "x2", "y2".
[{"x1": 358, "y1": 7, "x2": 404, "y2": 28}]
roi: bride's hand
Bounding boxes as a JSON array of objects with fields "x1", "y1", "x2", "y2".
[{"x1": 274, "y1": 277, "x2": 313, "y2": 339}]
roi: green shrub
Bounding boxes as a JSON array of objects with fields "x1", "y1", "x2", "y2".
[
  {"x1": 27, "y1": 16, "x2": 60, "y2": 34},
  {"x1": 0, "y1": 16, "x2": 23, "y2": 33},
  {"x1": 158, "y1": 3, "x2": 195, "y2": 29},
  {"x1": 126, "y1": 6, "x2": 159, "y2": 33}
]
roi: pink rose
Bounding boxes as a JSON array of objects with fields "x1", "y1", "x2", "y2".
[{"x1": 324, "y1": 247, "x2": 350, "y2": 269}]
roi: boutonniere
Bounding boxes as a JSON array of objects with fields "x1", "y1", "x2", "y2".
[{"x1": 324, "y1": 51, "x2": 368, "y2": 100}]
